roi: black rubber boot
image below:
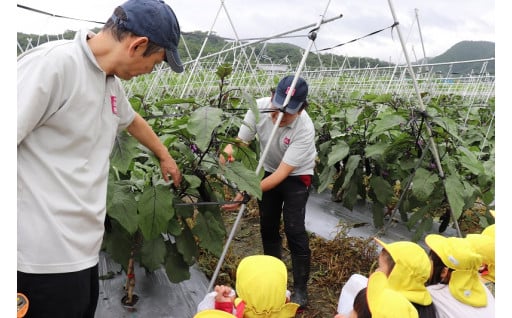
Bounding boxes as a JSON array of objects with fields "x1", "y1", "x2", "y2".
[
  {"x1": 262, "y1": 241, "x2": 282, "y2": 259},
  {"x1": 290, "y1": 254, "x2": 310, "y2": 311}
]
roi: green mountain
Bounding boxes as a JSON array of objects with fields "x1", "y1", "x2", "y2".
[
  {"x1": 421, "y1": 41, "x2": 495, "y2": 75},
  {"x1": 15, "y1": 29, "x2": 391, "y2": 68},
  {"x1": 17, "y1": 31, "x2": 494, "y2": 73}
]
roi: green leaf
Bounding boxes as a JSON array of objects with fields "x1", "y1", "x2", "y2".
[
  {"x1": 184, "y1": 174, "x2": 202, "y2": 189},
  {"x1": 140, "y1": 237, "x2": 167, "y2": 272},
  {"x1": 164, "y1": 242, "x2": 191, "y2": 283},
  {"x1": 175, "y1": 223, "x2": 199, "y2": 265},
  {"x1": 191, "y1": 211, "x2": 226, "y2": 256},
  {"x1": 372, "y1": 93, "x2": 393, "y2": 103},
  {"x1": 110, "y1": 131, "x2": 140, "y2": 174},
  {"x1": 216, "y1": 64, "x2": 233, "y2": 79},
  {"x1": 457, "y1": 146, "x2": 485, "y2": 175},
  {"x1": 342, "y1": 180, "x2": 360, "y2": 210},
  {"x1": 154, "y1": 98, "x2": 195, "y2": 107},
  {"x1": 174, "y1": 198, "x2": 195, "y2": 218},
  {"x1": 341, "y1": 155, "x2": 361, "y2": 190},
  {"x1": 407, "y1": 206, "x2": 428, "y2": 229},
  {"x1": 242, "y1": 91, "x2": 259, "y2": 123},
  {"x1": 222, "y1": 161, "x2": 262, "y2": 199},
  {"x1": 345, "y1": 107, "x2": 363, "y2": 126},
  {"x1": 444, "y1": 174, "x2": 465, "y2": 220},
  {"x1": 412, "y1": 168, "x2": 439, "y2": 201},
  {"x1": 327, "y1": 141, "x2": 350, "y2": 166},
  {"x1": 317, "y1": 165, "x2": 336, "y2": 194},
  {"x1": 107, "y1": 181, "x2": 139, "y2": 234},
  {"x1": 365, "y1": 143, "x2": 388, "y2": 159},
  {"x1": 431, "y1": 116, "x2": 462, "y2": 143},
  {"x1": 102, "y1": 221, "x2": 133, "y2": 271},
  {"x1": 167, "y1": 218, "x2": 183, "y2": 236},
  {"x1": 138, "y1": 185, "x2": 175, "y2": 240},
  {"x1": 369, "y1": 176, "x2": 394, "y2": 206},
  {"x1": 371, "y1": 202, "x2": 385, "y2": 228},
  {"x1": 370, "y1": 114, "x2": 406, "y2": 137},
  {"x1": 412, "y1": 217, "x2": 433, "y2": 242},
  {"x1": 186, "y1": 106, "x2": 223, "y2": 151}
]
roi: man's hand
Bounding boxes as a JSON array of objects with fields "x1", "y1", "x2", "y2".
[
  {"x1": 159, "y1": 155, "x2": 182, "y2": 187},
  {"x1": 126, "y1": 114, "x2": 182, "y2": 187}
]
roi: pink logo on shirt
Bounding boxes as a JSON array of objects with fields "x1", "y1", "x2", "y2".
[
  {"x1": 111, "y1": 96, "x2": 118, "y2": 114},
  {"x1": 283, "y1": 137, "x2": 291, "y2": 145}
]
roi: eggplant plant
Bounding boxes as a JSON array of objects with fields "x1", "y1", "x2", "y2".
[
  {"x1": 310, "y1": 91, "x2": 495, "y2": 241},
  {"x1": 102, "y1": 65, "x2": 263, "y2": 303}
]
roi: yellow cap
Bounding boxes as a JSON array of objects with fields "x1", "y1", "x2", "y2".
[
  {"x1": 425, "y1": 234, "x2": 487, "y2": 307},
  {"x1": 466, "y1": 224, "x2": 495, "y2": 283},
  {"x1": 194, "y1": 309, "x2": 234, "y2": 318},
  {"x1": 482, "y1": 224, "x2": 495, "y2": 238},
  {"x1": 374, "y1": 238, "x2": 432, "y2": 305},
  {"x1": 235, "y1": 255, "x2": 299, "y2": 317},
  {"x1": 367, "y1": 271, "x2": 419, "y2": 318}
]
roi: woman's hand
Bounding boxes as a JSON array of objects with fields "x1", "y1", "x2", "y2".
[{"x1": 221, "y1": 192, "x2": 244, "y2": 211}]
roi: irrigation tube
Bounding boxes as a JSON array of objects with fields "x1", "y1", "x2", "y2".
[
  {"x1": 207, "y1": 0, "x2": 333, "y2": 293},
  {"x1": 386, "y1": 0, "x2": 462, "y2": 237}
]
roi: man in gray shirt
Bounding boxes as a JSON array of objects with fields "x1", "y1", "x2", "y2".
[{"x1": 17, "y1": 0, "x2": 183, "y2": 316}]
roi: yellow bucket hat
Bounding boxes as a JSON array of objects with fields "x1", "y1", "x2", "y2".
[
  {"x1": 194, "y1": 309, "x2": 235, "y2": 318},
  {"x1": 367, "y1": 271, "x2": 419, "y2": 318},
  {"x1": 374, "y1": 238, "x2": 432, "y2": 306},
  {"x1": 425, "y1": 234, "x2": 487, "y2": 307},
  {"x1": 482, "y1": 223, "x2": 495, "y2": 238},
  {"x1": 235, "y1": 255, "x2": 299, "y2": 318},
  {"x1": 466, "y1": 224, "x2": 495, "y2": 283}
]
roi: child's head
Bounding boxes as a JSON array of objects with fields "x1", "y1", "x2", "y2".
[
  {"x1": 374, "y1": 238, "x2": 432, "y2": 306},
  {"x1": 425, "y1": 234, "x2": 487, "y2": 307},
  {"x1": 235, "y1": 255, "x2": 299, "y2": 317},
  {"x1": 466, "y1": 224, "x2": 495, "y2": 283},
  {"x1": 351, "y1": 287, "x2": 371, "y2": 318}
]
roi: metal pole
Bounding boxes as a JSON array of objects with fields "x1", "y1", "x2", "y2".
[
  {"x1": 386, "y1": 0, "x2": 462, "y2": 237},
  {"x1": 415, "y1": 8, "x2": 428, "y2": 63},
  {"x1": 207, "y1": 0, "x2": 334, "y2": 292}
]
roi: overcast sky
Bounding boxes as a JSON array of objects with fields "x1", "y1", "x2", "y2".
[{"x1": 16, "y1": 0, "x2": 496, "y2": 64}]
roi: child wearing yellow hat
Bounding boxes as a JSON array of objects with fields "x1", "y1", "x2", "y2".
[
  {"x1": 196, "y1": 255, "x2": 299, "y2": 317},
  {"x1": 334, "y1": 272, "x2": 419, "y2": 318},
  {"x1": 367, "y1": 271, "x2": 419, "y2": 318},
  {"x1": 335, "y1": 238, "x2": 434, "y2": 318},
  {"x1": 466, "y1": 224, "x2": 495, "y2": 296},
  {"x1": 373, "y1": 239, "x2": 437, "y2": 318},
  {"x1": 425, "y1": 234, "x2": 495, "y2": 318}
]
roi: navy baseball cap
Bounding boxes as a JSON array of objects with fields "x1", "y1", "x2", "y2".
[
  {"x1": 115, "y1": 0, "x2": 184, "y2": 73},
  {"x1": 272, "y1": 75, "x2": 308, "y2": 114}
]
